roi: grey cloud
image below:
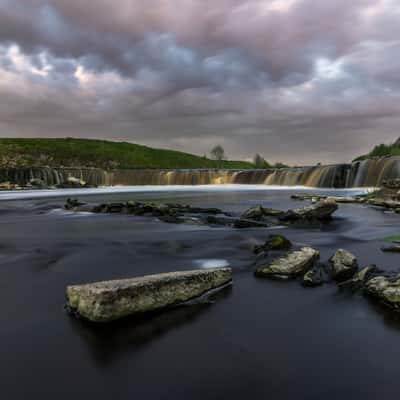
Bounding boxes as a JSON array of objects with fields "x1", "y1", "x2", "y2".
[{"x1": 0, "y1": 0, "x2": 400, "y2": 164}]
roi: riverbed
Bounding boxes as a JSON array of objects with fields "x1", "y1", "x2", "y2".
[{"x1": 1, "y1": 186, "x2": 400, "y2": 400}]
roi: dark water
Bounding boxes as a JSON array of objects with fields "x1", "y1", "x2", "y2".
[{"x1": 1, "y1": 187, "x2": 400, "y2": 400}]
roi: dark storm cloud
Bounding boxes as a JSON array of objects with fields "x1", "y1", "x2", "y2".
[{"x1": 0, "y1": 0, "x2": 399, "y2": 163}]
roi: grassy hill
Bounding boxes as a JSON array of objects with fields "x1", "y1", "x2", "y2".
[
  {"x1": 354, "y1": 139, "x2": 400, "y2": 161},
  {"x1": 0, "y1": 138, "x2": 254, "y2": 169}
]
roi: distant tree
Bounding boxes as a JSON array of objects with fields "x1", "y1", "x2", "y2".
[
  {"x1": 210, "y1": 145, "x2": 226, "y2": 162},
  {"x1": 253, "y1": 153, "x2": 271, "y2": 168}
]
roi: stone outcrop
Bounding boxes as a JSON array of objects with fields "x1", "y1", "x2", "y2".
[
  {"x1": 253, "y1": 235, "x2": 292, "y2": 254},
  {"x1": 302, "y1": 262, "x2": 330, "y2": 287},
  {"x1": 279, "y1": 199, "x2": 338, "y2": 222},
  {"x1": 338, "y1": 265, "x2": 379, "y2": 291},
  {"x1": 365, "y1": 275, "x2": 400, "y2": 311},
  {"x1": 64, "y1": 198, "x2": 341, "y2": 229},
  {"x1": 255, "y1": 247, "x2": 319, "y2": 279},
  {"x1": 66, "y1": 268, "x2": 232, "y2": 323},
  {"x1": 330, "y1": 249, "x2": 358, "y2": 282},
  {"x1": 241, "y1": 205, "x2": 283, "y2": 220}
]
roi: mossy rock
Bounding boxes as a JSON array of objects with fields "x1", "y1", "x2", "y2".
[{"x1": 254, "y1": 234, "x2": 292, "y2": 253}]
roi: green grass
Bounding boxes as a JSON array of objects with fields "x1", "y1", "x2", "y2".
[
  {"x1": 383, "y1": 235, "x2": 400, "y2": 242},
  {"x1": 0, "y1": 138, "x2": 254, "y2": 170},
  {"x1": 354, "y1": 142, "x2": 400, "y2": 161}
]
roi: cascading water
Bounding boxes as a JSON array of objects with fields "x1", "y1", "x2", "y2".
[{"x1": 0, "y1": 157, "x2": 399, "y2": 188}]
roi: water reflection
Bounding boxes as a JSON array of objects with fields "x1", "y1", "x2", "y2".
[{"x1": 68, "y1": 285, "x2": 232, "y2": 365}]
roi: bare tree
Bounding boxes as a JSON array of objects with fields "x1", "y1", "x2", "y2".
[{"x1": 210, "y1": 145, "x2": 226, "y2": 162}]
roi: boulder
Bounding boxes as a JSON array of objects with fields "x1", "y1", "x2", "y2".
[
  {"x1": 66, "y1": 268, "x2": 232, "y2": 323},
  {"x1": 330, "y1": 249, "x2": 358, "y2": 282},
  {"x1": 253, "y1": 234, "x2": 292, "y2": 254},
  {"x1": 280, "y1": 199, "x2": 338, "y2": 222},
  {"x1": 255, "y1": 247, "x2": 319, "y2": 279},
  {"x1": 365, "y1": 275, "x2": 400, "y2": 311}
]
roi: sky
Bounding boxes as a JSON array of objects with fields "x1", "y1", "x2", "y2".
[{"x1": 0, "y1": 0, "x2": 400, "y2": 164}]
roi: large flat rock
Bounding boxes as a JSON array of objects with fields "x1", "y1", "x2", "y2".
[
  {"x1": 66, "y1": 268, "x2": 232, "y2": 322},
  {"x1": 255, "y1": 247, "x2": 319, "y2": 279}
]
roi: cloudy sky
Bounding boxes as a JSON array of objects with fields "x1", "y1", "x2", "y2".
[{"x1": 0, "y1": 0, "x2": 399, "y2": 164}]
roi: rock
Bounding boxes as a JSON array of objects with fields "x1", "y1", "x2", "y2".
[
  {"x1": 279, "y1": 199, "x2": 338, "y2": 222},
  {"x1": 64, "y1": 198, "x2": 87, "y2": 210},
  {"x1": 381, "y1": 245, "x2": 400, "y2": 253},
  {"x1": 291, "y1": 194, "x2": 325, "y2": 201},
  {"x1": 330, "y1": 249, "x2": 358, "y2": 282},
  {"x1": 255, "y1": 247, "x2": 319, "y2": 279},
  {"x1": 365, "y1": 275, "x2": 400, "y2": 311},
  {"x1": 253, "y1": 234, "x2": 292, "y2": 254},
  {"x1": 326, "y1": 196, "x2": 359, "y2": 204},
  {"x1": 58, "y1": 176, "x2": 87, "y2": 188},
  {"x1": 66, "y1": 268, "x2": 232, "y2": 323},
  {"x1": 29, "y1": 178, "x2": 47, "y2": 188},
  {"x1": 367, "y1": 198, "x2": 400, "y2": 209},
  {"x1": 302, "y1": 262, "x2": 330, "y2": 287},
  {"x1": 106, "y1": 202, "x2": 127, "y2": 213},
  {"x1": 338, "y1": 265, "x2": 380, "y2": 291},
  {"x1": 241, "y1": 205, "x2": 282, "y2": 220}
]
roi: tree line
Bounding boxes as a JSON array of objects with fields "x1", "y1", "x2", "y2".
[{"x1": 210, "y1": 145, "x2": 288, "y2": 168}]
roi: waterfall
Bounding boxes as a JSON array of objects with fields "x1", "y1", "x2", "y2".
[{"x1": 0, "y1": 157, "x2": 399, "y2": 188}]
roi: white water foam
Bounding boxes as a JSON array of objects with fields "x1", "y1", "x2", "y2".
[
  {"x1": 193, "y1": 259, "x2": 230, "y2": 269},
  {"x1": 0, "y1": 185, "x2": 372, "y2": 201}
]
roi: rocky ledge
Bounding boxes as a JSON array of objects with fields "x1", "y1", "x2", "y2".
[
  {"x1": 66, "y1": 268, "x2": 232, "y2": 323},
  {"x1": 291, "y1": 191, "x2": 400, "y2": 214},
  {"x1": 365, "y1": 276, "x2": 400, "y2": 311},
  {"x1": 64, "y1": 198, "x2": 339, "y2": 228},
  {"x1": 252, "y1": 235, "x2": 400, "y2": 314}
]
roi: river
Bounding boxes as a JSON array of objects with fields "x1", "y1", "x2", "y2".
[{"x1": 1, "y1": 186, "x2": 400, "y2": 400}]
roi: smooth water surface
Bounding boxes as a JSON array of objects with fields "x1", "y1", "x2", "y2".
[{"x1": 1, "y1": 186, "x2": 400, "y2": 400}]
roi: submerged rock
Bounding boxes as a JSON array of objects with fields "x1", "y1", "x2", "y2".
[
  {"x1": 330, "y1": 249, "x2": 358, "y2": 282},
  {"x1": 381, "y1": 245, "x2": 400, "y2": 253},
  {"x1": 66, "y1": 268, "x2": 232, "y2": 323},
  {"x1": 326, "y1": 196, "x2": 360, "y2": 204},
  {"x1": 302, "y1": 262, "x2": 330, "y2": 287},
  {"x1": 255, "y1": 247, "x2": 319, "y2": 279},
  {"x1": 241, "y1": 205, "x2": 283, "y2": 220},
  {"x1": 338, "y1": 265, "x2": 380, "y2": 291},
  {"x1": 365, "y1": 275, "x2": 400, "y2": 311},
  {"x1": 280, "y1": 199, "x2": 338, "y2": 222},
  {"x1": 253, "y1": 234, "x2": 292, "y2": 254}
]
